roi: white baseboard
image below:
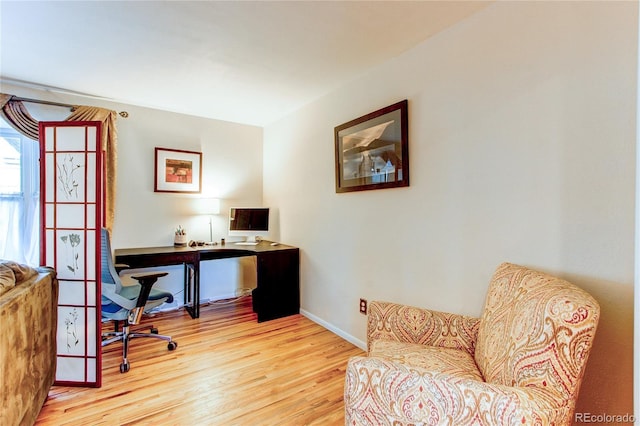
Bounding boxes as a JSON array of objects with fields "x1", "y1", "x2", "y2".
[
  {"x1": 153, "y1": 302, "x2": 368, "y2": 351},
  {"x1": 300, "y1": 308, "x2": 366, "y2": 351}
]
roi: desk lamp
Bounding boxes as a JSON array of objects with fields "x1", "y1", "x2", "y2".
[{"x1": 196, "y1": 198, "x2": 220, "y2": 245}]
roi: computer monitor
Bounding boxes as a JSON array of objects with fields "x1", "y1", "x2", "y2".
[{"x1": 228, "y1": 207, "x2": 270, "y2": 243}]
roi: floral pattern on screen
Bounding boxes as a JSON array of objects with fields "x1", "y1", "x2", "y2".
[{"x1": 56, "y1": 153, "x2": 84, "y2": 200}]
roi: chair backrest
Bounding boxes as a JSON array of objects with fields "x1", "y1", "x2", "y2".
[
  {"x1": 475, "y1": 263, "x2": 599, "y2": 404},
  {"x1": 101, "y1": 228, "x2": 122, "y2": 294}
]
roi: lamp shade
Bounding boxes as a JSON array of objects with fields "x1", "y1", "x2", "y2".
[{"x1": 195, "y1": 198, "x2": 220, "y2": 215}]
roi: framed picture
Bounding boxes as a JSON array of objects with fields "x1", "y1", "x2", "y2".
[
  {"x1": 334, "y1": 100, "x2": 409, "y2": 193},
  {"x1": 154, "y1": 147, "x2": 202, "y2": 193}
]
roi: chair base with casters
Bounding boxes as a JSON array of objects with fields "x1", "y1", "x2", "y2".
[{"x1": 101, "y1": 271, "x2": 178, "y2": 373}]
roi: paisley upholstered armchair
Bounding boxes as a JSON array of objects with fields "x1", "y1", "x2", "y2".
[{"x1": 344, "y1": 262, "x2": 600, "y2": 426}]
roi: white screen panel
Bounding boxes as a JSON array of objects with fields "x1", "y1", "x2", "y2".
[
  {"x1": 87, "y1": 127, "x2": 96, "y2": 151},
  {"x1": 86, "y1": 307, "x2": 97, "y2": 357},
  {"x1": 57, "y1": 281, "x2": 85, "y2": 305},
  {"x1": 86, "y1": 204, "x2": 96, "y2": 228},
  {"x1": 85, "y1": 230, "x2": 96, "y2": 280},
  {"x1": 86, "y1": 359, "x2": 96, "y2": 383},
  {"x1": 86, "y1": 153, "x2": 96, "y2": 203},
  {"x1": 56, "y1": 357, "x2": 86, "y2": 383},
  {"x1": 56, "y1": 204, "x2": 85, "y2": 229},
  {"x1": 45, "y1": 126, "x2": 55, "y2": 151},
  {"x1": 45, "y1": 229, "x2": 55, "y2": 267},
  {"x1": 45, "y1": 204, "x2": 54, "y2": 228},
  {"x1": 55, "y1": 127, "x2": 86, "y2": 151},
  {"x1": 86, "y1": 281, "x2": 96, "y2": 307},
  {"x1": 45, "y1": 154, "x2": 55, "y2": 202}
]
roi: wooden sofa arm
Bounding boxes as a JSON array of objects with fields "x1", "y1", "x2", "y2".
[
  {"x1": 367, "y1": 301, "x2": 480, "y2": 356},
  {"x1": 345, "y1": 356, "x2": 570, "y2": 426}
]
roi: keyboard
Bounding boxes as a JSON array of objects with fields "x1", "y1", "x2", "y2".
[{"x1": 235, "y1": 242, "x2": 259, "y2": 246}]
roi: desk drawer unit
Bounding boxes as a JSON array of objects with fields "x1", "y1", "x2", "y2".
[{"x1": 253, "y1": 248, "x2": 300, "y2": 322}]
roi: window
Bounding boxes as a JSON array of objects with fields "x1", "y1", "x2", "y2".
[{"x1": 0, "y1": 126, "x2": 40, "y2": 265}]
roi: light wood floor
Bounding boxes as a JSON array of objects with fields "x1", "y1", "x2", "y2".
[{"x1": 36, "y1": 297, "x2": 365, "y2": 425}]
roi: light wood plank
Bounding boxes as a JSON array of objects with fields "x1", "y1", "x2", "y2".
[{"x1": 36, "y1": 297, "x2": 365, "y2": 425}]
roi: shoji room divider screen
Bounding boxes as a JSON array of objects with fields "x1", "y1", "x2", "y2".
[{"x1": 40, "y1": 121, "x2": 103, "y2": 387}]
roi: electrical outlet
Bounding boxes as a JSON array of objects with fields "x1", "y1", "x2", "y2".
[{"x1": 359, "y1": 298, "x2": 367, "y2": 315}]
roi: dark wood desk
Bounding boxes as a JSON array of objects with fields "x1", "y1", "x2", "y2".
[{"x1": 114, "y1": 241, "x2": 300, "y2": 322}]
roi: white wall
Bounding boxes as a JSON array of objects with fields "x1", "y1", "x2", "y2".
[
  {"x1": 113, "y1": 104, "x2": 264, "y2": 247},
  {"x1": 1, "y1": 82, "x2": 264, "y2": 303},
  {"x1": 264, "y1": 1, "x2": 636, "y2": 419},
  {"x1": 112, "y1": 96, "x2": 265, "y2": 302}
]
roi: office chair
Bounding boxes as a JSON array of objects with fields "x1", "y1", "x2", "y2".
[{"x1": 101, "y1": 228, "x2": 177, "y2": 373}]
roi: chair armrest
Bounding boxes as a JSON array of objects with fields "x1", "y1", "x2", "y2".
[
  {"x1": 130, "y1": 272, "x2": 168, "y2": 308},
  {"x1": 124, "y1": 272, "x2": 168, "y2": 324},
  {"x1": 367, "y1": 301, "x2": 480, "y2": 356},
  {"x1": 102, "y1": 283, "x2": 136, "y2": 311},
  {"x1": 345, "y1": 356, "x2": 571, "y2": 426},
  {"x1": 114, "y1": 263, "x2": 130, "y2": 274}
]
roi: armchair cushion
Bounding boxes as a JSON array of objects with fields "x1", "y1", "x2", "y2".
[
  {"x1": 345, "y1": 356, "x2": 565, "y2": 425},
  {"x1": 370, "y1": 340, "x2": 483, "y2": 382}
]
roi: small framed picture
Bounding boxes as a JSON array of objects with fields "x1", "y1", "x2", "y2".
[
  {"x1": 154, "y1": 147, "x2": 202, "y2": 193},
  {"x1": 334, "y1": 100, "x2": 409, "y2": 193}
]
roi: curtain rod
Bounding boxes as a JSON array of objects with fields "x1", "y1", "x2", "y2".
[{"x1": 12, "y1": 96, "x2": 129, "y2": 118}]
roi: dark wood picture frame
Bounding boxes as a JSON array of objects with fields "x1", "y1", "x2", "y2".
[
  {"x1": 154, "y1": 147, "x2": 202, "y2": 193},
  {"x1": 334, "y1": 100, "x2": 409, "y2": 193}
]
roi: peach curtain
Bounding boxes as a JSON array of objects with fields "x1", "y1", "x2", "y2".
[
  {"x1": 0, "y1": 94, "x2": 118, "y2": 231},
  {"x1": 66, "y1": 106, "x2": 118, "y2": 231}
]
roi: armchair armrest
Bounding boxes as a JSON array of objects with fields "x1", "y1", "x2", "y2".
[
  {"x1": 345, "y1": 356, "x2": 571, "y2": 426},
  {"x1": 367, "y1": 301, "x2": 480, "y2": 356}
]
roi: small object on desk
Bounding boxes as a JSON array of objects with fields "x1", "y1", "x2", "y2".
[
  {"x1": 270, "y1": 242, "x2": 279, "y2": 246},
  {"x1": 188, "y1": 240, "x2": 208, "y2": 247},
  {"x1": 221, "y1": 238, "x2": 225, "y2": 245},
  {"x1": 174, "y1": 226, "x2": 187, "y2": 247},
  {"x1": 204, "y1": 241, "x2": 218, "y2": 246}
]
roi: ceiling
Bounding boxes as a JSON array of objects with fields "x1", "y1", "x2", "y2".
[{"x1": 0, "y1": 1, "x2": 490, "y2": 126}]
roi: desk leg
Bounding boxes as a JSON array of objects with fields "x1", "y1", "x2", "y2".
[{"x1": 183, "y1": 262, "x2": 200, "y2": 319}]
